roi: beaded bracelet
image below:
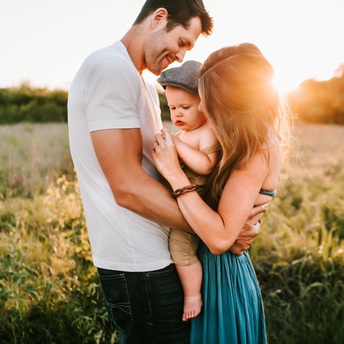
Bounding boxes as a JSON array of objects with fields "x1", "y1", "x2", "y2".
[{"x1": 172, "y1": 184, "x2": 198, "y2": 198}]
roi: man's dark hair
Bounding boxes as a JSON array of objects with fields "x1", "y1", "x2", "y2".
[{"x1": 133, "y1": 0, "x2": 213, "y2": 36}]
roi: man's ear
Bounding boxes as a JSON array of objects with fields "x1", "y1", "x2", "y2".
[{"x1": 151, "y1": 8, "x2": 168, "y2": 28}]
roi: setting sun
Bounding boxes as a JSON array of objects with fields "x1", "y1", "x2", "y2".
[
  {"x1": 272, "y1": 71, "x2": 303, "y2": 96},
  {"x1": 271, "y1": 58, "x2": 339, "y2": 96}
]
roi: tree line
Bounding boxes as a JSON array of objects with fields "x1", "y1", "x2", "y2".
[
  {"x1": 1, "y1": 72, "x2": 344, "y2": 124},
  {"x1": 0, "y1": 83, "x2": 67, "y2": 123},
  {"x1": 288, "y1": 67, "x2": 344, "y2": 124}
]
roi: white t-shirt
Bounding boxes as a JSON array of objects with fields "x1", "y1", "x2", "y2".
[{"x1": 68, "y1": 41, "x2": 172, "y2": 272}]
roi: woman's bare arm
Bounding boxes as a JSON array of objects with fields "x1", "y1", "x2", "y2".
[{"x1": 153, "y1": 129, "x2": 273, "y2": 254}]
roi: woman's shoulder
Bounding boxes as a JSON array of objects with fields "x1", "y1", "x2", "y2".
[{"x1": 262, "y1": 130, "x2": 281, "y2": 150}]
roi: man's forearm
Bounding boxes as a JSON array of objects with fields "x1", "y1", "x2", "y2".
[{"x1": 114, "y1": 172, "x2": 192, "y2": 230}]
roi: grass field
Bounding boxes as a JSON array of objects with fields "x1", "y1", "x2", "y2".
[{"x1": 0, "y1": 122, "x2": 344, "y2": 343}]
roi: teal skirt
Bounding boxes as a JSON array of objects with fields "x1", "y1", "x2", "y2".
[{"x1": 190, "y1": 242, "x2": 267, "y2": 344}]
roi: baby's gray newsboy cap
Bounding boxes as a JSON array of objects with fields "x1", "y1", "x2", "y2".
[{"x1": 157, "y1": 60, "x2": 202, "y2": 95}]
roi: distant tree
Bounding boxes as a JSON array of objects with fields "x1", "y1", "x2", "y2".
[
  {"x1": 0, "y1": 83, "x2": 68, "y2": 123},
  {"x1": 287, "y1": 71, "x2": 344, "y2": 124},
  {"x1": 158, "y1": 91, "x2": 170, "y2": 121}
]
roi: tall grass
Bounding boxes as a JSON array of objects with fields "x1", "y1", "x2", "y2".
[
  {"x1": 1, "y1": 178, "x2": 118, "y2": 343},
  {"x1": 0, "y1": 123, "x2": 73, "y2": 198},
  {"x1": 0, "y1": 122, "x2": 343, "y2": 343},
  {"x1": 251, "y1": 123, "x2": 344, "y2": 343}
]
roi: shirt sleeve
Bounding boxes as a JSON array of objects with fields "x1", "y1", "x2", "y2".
[{"x1": 85, "y1": 54, "x2": 141, "y2": 132}]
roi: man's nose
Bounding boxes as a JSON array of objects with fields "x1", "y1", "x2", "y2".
[{"x1": 175, "y1": 50, "x2": 186, "y2": 63}]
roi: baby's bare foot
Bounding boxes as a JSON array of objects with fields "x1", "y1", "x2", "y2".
[{"x1": 182, "y1": 294, "x2": 203, "y2": 322}]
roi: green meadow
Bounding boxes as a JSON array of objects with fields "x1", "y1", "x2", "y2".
[{"x1": 0, "y1": 122, "x2": 343, "y2": 343}]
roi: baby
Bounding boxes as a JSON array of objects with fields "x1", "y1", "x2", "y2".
[{"x1": 157, "y1": 61, "x2": 220, "y2": 321}]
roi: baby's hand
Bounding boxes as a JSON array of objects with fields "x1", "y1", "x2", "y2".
[
  {"x1": 160, "y1": 128, "x2": 169, "y2": 139},
  {"x1": 171, "y1": 133, "x2": 182, "y2": 148}
]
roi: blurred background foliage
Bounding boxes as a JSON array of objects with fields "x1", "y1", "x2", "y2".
[
  {"x1": 1, "y1": 67, "x2": 344, "y2": 124},
  {"x1": 0, "y1": 122, "x2": 343, "y2": 343}
]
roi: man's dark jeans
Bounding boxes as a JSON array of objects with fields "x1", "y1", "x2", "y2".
[{"x1": 98, "y1": 264, "x2": 189, "y2": 344}]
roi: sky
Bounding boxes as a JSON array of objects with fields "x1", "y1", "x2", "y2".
[{"x1": 1, "y1": 0, "x2": 343, "y2": 94}]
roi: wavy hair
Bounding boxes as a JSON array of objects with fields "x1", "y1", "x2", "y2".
[
  {"x1": 198, "y1": 43, "x2": 291, "y2": 209},
  {"x1": 133, "y1": 0, "x2": 213, "y2": 36}
]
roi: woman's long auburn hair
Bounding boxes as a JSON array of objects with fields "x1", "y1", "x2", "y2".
[{"x1": 198, "y1": 43, "x2": 290, "y2": 209}]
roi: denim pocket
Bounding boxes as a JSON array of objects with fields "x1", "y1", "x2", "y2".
[{"x1": 98, "y1": 269, "x2": 133, "y2": 333}]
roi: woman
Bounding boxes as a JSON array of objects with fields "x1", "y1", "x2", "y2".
[{"x1": 152, "y1": 43, "x2": 290, "y2": 343}]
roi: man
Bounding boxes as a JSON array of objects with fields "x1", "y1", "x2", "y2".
[{"x1": 68, "y1": 1, "x2": 262, "y2": 343}]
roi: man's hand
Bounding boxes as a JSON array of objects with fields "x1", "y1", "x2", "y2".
[{"x1": 229, "y1": 203, "x2": 268, "y2": 256}]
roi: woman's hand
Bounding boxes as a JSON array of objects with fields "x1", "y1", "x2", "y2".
[{"x1": 152, "y1": 128, "x2": 184, "y2": 182}]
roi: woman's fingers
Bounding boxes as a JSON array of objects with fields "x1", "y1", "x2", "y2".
[{"x1": 153, "y1": 128, "x2": 174, "y2": 153}]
